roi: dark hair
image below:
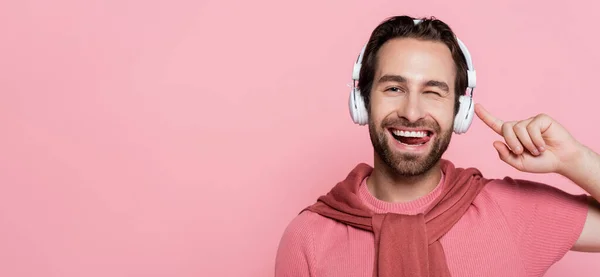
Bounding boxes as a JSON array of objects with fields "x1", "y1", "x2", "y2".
[{"x1": 357, "y1": 15, "x2": 469, "y2": 115}]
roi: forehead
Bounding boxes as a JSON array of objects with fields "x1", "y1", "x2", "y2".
[{"x1": 374, "y1": 38, "x2": 456, "y2": 85}]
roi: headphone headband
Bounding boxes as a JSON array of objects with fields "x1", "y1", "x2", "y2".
[{"x1": 352, "y1": 19, "x2": 476, "y2": 90}]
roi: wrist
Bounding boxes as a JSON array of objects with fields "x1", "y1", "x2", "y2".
[
  {"x1": 556, "y1": 143, "x2": 590, "y2": 179},
  {"x1": 557, "y1": 142, "x2": 590, "y2": 179},
  {"x1": 558, "y1": 143, "x2": 600, "y2": 199}
]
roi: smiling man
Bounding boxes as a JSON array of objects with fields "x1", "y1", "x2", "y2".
[{"x1": 275, "y1": 16, "x2": 600, "y2": 277}]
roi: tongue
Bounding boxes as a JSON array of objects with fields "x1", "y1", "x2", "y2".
[{"x1": 399, "y1": 136, "x2": 430, "y2": 145}]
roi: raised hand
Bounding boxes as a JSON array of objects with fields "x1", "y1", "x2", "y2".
[{"x1": 474, "y1": 103, "x2": 583, "y2": 174}]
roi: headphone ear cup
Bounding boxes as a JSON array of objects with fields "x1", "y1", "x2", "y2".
[
  {"x1": 453, "y1": 95, "x2": 474, "y2": 134},
  {"x1": 348, "y1": 88, "x2": 360, "y2": 124},
  {"x1": 356, "y1": 90, "x2": 369, "y2": 125},
  {"x1": 348, "y1": 88, "x2": 368, "y2": 125},
  {"x1": 357, "y1": 91, "x2": 368, "y2": 125}
]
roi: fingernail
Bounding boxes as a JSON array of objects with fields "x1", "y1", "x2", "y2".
[
  {"x1": 532, "y1": 149, "x2": 539, "y2": 155},
  {"x1": 538, "y1": 146, "x2": 545, "y2": 152}
]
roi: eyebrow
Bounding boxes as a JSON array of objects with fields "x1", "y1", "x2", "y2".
[
  {"x1": 378, "y1": 74, "x2": 407, "y2": 84},
  {"x1": 425, "y1": 80, "x2": 449, "y2": 93},
  {"x1": 377, "y1": 74, "x2": 450, "y2": 93}
]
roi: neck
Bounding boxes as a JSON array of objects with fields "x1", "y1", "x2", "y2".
[{"x1": 366, "y1": 155, "x2": 442, "y2": 203}]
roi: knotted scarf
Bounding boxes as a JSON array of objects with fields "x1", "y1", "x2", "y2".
[{"x1": 303, "y1": 160, "x2": 489, "y2": 277}]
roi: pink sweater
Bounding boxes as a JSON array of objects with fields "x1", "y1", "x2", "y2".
[{"x1": 275, "y1": 173, "x2": 589, "y2": 277}]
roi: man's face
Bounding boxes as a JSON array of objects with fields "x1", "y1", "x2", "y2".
[{"x1": 368, "y1": 38, "x2": 457, "y2": 176}]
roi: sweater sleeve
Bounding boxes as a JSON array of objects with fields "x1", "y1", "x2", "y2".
[
  {"x1": 486, "y1": 177, "x2": 589, "y2": 276},
  {"x1": 274, "y1": 211, "x2": 318, "y2": 277}
]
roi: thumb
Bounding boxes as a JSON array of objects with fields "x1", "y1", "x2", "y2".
[{"x1": 493, "y1": 141, "x2": 522, "y2": 170}]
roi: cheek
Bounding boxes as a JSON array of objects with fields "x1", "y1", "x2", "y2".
[
  {"x1": 415, "y1": 97, "x2": 453, "y2": 124},
  {"x1": 369, "y1": 110, "x2": 387, "y2": 128},
  {"x1": 428, "y1": 103, "x2": 456, "y2": 129},
  {"x1": 369, "y1": 97, "x2": 396, "y2": 123}
]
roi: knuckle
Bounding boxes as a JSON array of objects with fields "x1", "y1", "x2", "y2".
[
  {"x1": 502, "y1": 127, "x2": 511, "y2": 136},
  {"x1": 536, "y1": 113, "x2": 549, "y2": 120},
  {"x1": 512, "y1": 122, "x2": 525, "y2": 132}
]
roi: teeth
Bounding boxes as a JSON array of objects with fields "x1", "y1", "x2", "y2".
[{"x1": 392, "y1": 130, "x2": 427, "y2": 138}]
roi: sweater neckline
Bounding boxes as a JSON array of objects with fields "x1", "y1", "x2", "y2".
[{"x1": 358, "y1": 172, "x2": 446, "y2": 214}]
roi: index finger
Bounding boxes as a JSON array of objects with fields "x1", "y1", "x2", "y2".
[{"x1": 474, "y1": 103, "x2": 503, "y2": 135}]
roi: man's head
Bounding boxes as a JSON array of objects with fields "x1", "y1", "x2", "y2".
[{"x1": 357, "y1": 16, "x2": 469, "y2": 177}]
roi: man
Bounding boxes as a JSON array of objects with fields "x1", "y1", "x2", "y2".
[{"x1": 275, "y1": 15, "x2": 600, "y2": 277}]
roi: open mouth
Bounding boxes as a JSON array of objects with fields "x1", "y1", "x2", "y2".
[{"x1": 389, "y1": 128, "x2": 433, "y2": 146}]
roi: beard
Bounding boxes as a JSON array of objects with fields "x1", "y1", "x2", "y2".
[{"x1": 368, "y1": 115, "x2": 453, "y2": 177}]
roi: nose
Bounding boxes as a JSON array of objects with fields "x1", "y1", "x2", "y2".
[{"x1": 397, "y1": 93, "x2": 425, "y2": 123}]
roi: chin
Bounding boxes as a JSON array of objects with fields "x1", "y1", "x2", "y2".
[
  {"x1": 372, "y1": 129, "x2": 450, "y2": 177},
  {"x1": 389, "y1": 156, "x2": 438, "y2": 177}
]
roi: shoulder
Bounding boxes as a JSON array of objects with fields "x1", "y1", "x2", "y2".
[
  {"x1": 479, "y1": 175, "x2": 589, "y2": 221},
  {"x1": 278, "y1": 209, "x2": 346, "y2": 247},
  {"x1": 483, "y1": 176, "x2": 589, "y2": 208},
  {"x1": 477, "y1": 175, "x2": 589, "y2": 270},
  {"x1": 275, "y1": 210, "x2": 346, "y2": 276},
  {"x1": 279, "y1": 211, "x2": 326, "y2": 244}
]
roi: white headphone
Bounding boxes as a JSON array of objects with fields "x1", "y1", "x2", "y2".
[{"x1": 348, "y1": 19, "x2": 477, "y2": 134}]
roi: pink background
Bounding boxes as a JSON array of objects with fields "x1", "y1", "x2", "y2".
[{"x1": 1, "y1": 0, "x2": 599, "y2": 276}]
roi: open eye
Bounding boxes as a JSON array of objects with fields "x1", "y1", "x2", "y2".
[{"x1": 385, "y1": 87, "x2": 402, "y2": 93}]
